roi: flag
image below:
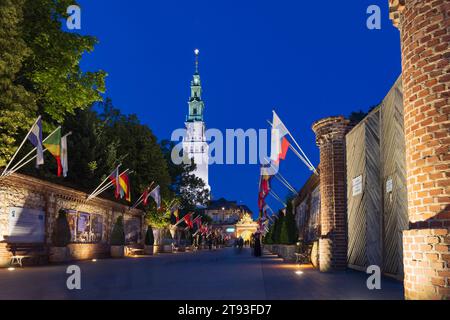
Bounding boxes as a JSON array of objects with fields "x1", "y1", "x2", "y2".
[
  {"x1": 279, "y1": 137, "x2": 290, "y2": 161},
  {"x1": 27, "y1": 118, "x2": 44, "y2": 167},
  {"x1": 184, "y1": 213, "x2": 193, "y2": 229},
  {"x1": 271, "y1": 111, "x2": 290, "y2": 165},
  {"x1": 109, "y1": 166, "x2": 120, "y2": 199},
  {"x1": 193, "y1": 215, "x2": 202, "y2": 229},
  {"x1": 119, "y1": 172, "x2": 131, "y2": 202},
  {"x1": 43, "y1": 127, "x2": 62, "y2": 176},
  {"x1": 61, "y1": 135, "x2": 68, "y2": 177},
  {"x1": 258, "y1": 192, "x2": 265, "y2": 210},
  {"x1": 173, "y1": 208, "x2": 179, "y2": 222},
  {"x1": 149, "y1": 185, "x2": 161, "y2": 209}
]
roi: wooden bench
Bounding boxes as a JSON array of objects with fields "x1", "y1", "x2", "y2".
[
  {"x1": 7, "y1": 243, "x2": 48, "y2": 267},
  {"x1": 125, "y1": 246, "x2": 144, "y2": 256},
  {"x1": 295, "y1": 244, "x2": 313, "y2": 264}
]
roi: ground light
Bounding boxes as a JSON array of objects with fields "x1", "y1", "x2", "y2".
[
  {"x1": 92, "y1": 259, "x2": 97, "y2": 262},
  {"x1": 295, "y1": 270, "x2": 304, "y2": 275},
  {"x1": 8, "y1": 267, "x2": 15, "y2": 271}
]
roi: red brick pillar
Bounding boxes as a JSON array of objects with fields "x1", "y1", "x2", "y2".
[
  {"x1": 389, "y1": 0, "x2": 450, "y2": 300},
  {"x1": 312, "y1": 116, "x2": 350, "y2": 272}
]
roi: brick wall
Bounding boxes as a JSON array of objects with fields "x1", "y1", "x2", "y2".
[
  {"x1": 389, "y1": 0, "x2": 450, "y2": 299},
  {"x1": 0, "y1": 174, "x2": 144, "y2": 267},
  {"x1": 312, "y1": 116, "x2": 350, "y2": 272}
]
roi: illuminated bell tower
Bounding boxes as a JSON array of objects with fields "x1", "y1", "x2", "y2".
[{"x1": 183, "y1": 49, "x2": 210, "y2": 191}]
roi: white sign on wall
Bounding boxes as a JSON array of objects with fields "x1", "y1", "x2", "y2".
[
  {"x1": 8, "y1": 207, "x2": 45, "y2": 243},
  {"x1": 386, "y1": 178, "x2": 393, "y2": 193},
  {"x1": 352, "y1": 175, "x2": 363, "y2": 196}
]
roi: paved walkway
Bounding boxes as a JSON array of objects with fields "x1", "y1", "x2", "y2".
[{"x1": 0, "y1": 248, "x2": 403, "y2": 300}]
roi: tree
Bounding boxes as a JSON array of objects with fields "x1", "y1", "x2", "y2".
[
  {"x1": 0, "y1": 0, "x2": 36, "y2": 167},
  {"x1": 110, "y1": 216, "x2": 125, "y2": 246},
  {"x1": 160, "y1": 140, "x2": 210, "y2": 211},
  {"x1": 145, "y1": 225, "x2": 154, "y2": 246},
  {"x1": 51, "y1": 209, "x2": 71, "y2": 247},
  {"x1": 273, "y1": 213, "x2": 284, "y2": 244},
  {"x1": 0, "y1": 0, "x2": 106, "y2": 167},
  {"x1": 99, "y1": 100, "x2": 171, "y2": 201},
  {"x1": 264, "y1": 224, "x2": 274, "y2": 244},
  {"x1": 279, "y1": 210, "x2": 297, "y2": 244}
]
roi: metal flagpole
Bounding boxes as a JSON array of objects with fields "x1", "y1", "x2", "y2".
[
  {"x1": 5, "y1": 125, "x2": 62, "y2": 176},
  {"x1": 1, "y1": 116, "x2": 41, "y2": 177},
  {"x1": 4, "y1": 131, "x2": 71, "y2": 177},
  {"x1": 87, "y1": 168, "x2": 131, "y2": 201},
  {"x1": 90, "y1": 169, "x2": 132, "y2": 200},
  {"x1": 131, "y1": 181, "x2": 154, "y2": 209},
  {"x1": 267, "y1": 118, "x2": 317, "y2": 174},
  {"x1": 269, "y1": 190, "x2": 286, "y2": 207},
  {"x1": 87, "y1": 165, "x2": 121, "y2": 200}
]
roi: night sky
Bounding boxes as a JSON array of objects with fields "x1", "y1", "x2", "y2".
[{"x1": 75, "y1": 0, "x2": 402, "y2": 217}]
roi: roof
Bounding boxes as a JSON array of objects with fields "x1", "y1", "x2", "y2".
[{"x1": 207, "y1": 198, "x2": 253, "y2": 214}]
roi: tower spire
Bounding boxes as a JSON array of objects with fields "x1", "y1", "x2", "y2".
[{"x1": 194, "y1": 49, "x2": 200, "y2": 74}]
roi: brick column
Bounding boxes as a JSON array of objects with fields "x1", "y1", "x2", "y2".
[
  {"x1": 312, "y1": 116, "x2": 350, "y2": 272},
  {"x1": 389, "y1": 0, "x2": 450, "y2": 300}
]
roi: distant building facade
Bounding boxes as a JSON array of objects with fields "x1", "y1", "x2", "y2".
[{"x1": 204, "y1": 198, "x2": 256, "y2": 241}]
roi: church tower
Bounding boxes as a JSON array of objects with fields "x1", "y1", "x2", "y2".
[{"x1": 183, "y1": 49, "x2": 210, "y2": 191}]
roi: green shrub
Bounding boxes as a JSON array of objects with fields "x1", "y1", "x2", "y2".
[
  {"x1": 110, "y1": 216, "x2": 125, "y2": 246},
  {"x1": 51, "y1": 209, "x2": 71, "y2": 247},
  {"x1": 145, "y1": 225, "x2": 154, "y2": 246},
  {"x1": 279, "y1": 208, "x2": 298, "y2": 244}
]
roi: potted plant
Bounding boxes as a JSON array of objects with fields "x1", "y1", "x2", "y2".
[
  {"x1": 178, "y1": 230, "x2": 186, "y2": 252},
  {"x1": 162, "y1": 228, "x2": 173, "y2": 253},
  {"x1": 110, "y1": 216, "x2": 125, "y2": 258},
  {"x1": 49, "y1": 209, "x2": 71, "y2": 263},
  {"x1": 144, "y1": 225, "x2": 154, "y2": 255}
]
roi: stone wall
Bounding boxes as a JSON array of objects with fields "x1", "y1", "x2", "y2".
[{"x1": 0, "y1": 174, "x2": 144, "y2": 267}]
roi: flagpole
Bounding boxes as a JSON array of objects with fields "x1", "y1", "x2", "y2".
[
  {"x1": 87, "y1": 165, "x2": 121, "y2": 200},
  {"x1": 5, "y1": 125, "x2": 62, "y2": 176},
  {"x1": 267, "y1": 118, "x2": 312, "y2": 170},
  {"x1": 3, "y1": 131, "x2": 73, "y2": 178},
  {"x1": 1, "y1": 116, "x2": 41, "y2": 177},
  {"x1": 269, "y1": 190, "x2": 286, "y2": 207},
  {"x1": 90, "y1": 169, "x2": 131, "y2": 200},
  {"x1": 272, "y1": 110, "x2": 317, "y2": 174},
  {"x1": 267, "y1": 119, "x2": 316, "y2": 173}
]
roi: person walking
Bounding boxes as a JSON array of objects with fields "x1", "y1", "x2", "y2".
[{"x1": 254, "y1": 232, "x2": 262, "y2": 257}]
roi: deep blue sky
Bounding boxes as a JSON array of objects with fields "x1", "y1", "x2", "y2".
[{"x1": 75, "y1": 0, "x2": 401, "y2": 217}]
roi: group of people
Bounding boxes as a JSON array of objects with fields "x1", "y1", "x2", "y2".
[{"x1": 234, "y1": 232, "x2": 262, "y2": 257}]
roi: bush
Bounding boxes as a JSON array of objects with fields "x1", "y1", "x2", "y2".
[
  {"x1": 110, "y1": 216, "x2": 125, "y2": 246},
  {"x1": 52, "y1": 209, "x2": 71, "y2": 247},
  {"x1": 145, "y1": 225, "x2": 154, "y2": 246},
  {"x1": 279, "y1": 209, "x2": 297, "y2": 245}
]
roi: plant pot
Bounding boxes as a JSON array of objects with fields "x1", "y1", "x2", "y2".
[
  {"x1": 153, "y1": 245, "x2": 163, "y2": 254},
  {"x1": 49, "y1": 246, "x2": 68, "y2": 263},
  {"x1": 162, "y1": 244, "x2": 173, "y2": 253},
  {"x1": 144, "y1": 245, "x2": 154, "y2": 255},
  {"x1": 110, "y1": 245, "x2": 125, "y2": 258}
]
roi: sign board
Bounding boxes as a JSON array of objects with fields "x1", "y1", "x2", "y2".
[
  {"x1": 8, "y1": 207, "x2": 45, "y2": 243},
  {"x1": 226, "y1": 227, "x2": 235, "y2": 233},
  {"x1": 386, "y1": 178, "x2": 393, "y2": 193},
  {"x1": 352, "y1": 175, "x2": 363, "y2": 196}
]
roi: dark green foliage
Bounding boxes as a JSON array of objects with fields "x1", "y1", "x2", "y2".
[
  {"x1": 51, "y1": 209, "x2": 71, "y2": 247},
  {"x1": 279, "y1": 210, "x2": 297, "y2": 244},
  {"x1": 145, "y1": 225, "x2": 154, "y2": 246},
  {"x1": 110, "y1": 216, "x2": 125, "y2": 246},
  {"x1": 0, "y1": 0, "x2": 105, "y2": 167},
  {"x1": 263, "y1": 224, "x2": 274, "y2": 244},
  {"x1": 160, "y1": 140, "x2": 210, "y2": 211}
]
